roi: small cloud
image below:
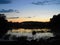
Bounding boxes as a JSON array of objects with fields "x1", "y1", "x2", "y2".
[
  {"x1": 27, "y1": 17, "x2": 32, "y2": 18},
  {"x1": 32, "y1": 0, "x2": 60, "y2": 5},
  {"x1": 32, "y1": 0, "x2": 50, "y2": 5},
  {"x1": 15, "y1": 10, "x2": 20, "y2": 13},
  {"x1": 0, "y1": 0, "x2": 11, "y2": 4},
  {"x1": 7, "y1": 17, "x2": 19, "y2": 19},
  {"x1": 0, "y1": 9, "x2": 20, "y2": 13}
]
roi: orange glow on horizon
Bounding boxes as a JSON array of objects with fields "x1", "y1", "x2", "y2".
[{"x1": 7, "y1": 17, "x2": 50, "y2": 22}]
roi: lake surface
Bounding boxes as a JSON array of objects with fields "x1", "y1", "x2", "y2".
[{"x1": 7, "y1": 29, "x2": 54, "y2": 40}]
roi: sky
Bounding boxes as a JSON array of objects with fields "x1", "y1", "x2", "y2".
[{"x1": 0, "y1": 0, "x2": 60, "y2": 22}]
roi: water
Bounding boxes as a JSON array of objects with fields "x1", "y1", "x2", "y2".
[{"x1": 7, "y1": 29, "x2": 54, "y2": 40}]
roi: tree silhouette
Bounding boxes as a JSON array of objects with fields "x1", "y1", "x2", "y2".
[
  {"x1": 0, "y1": 14, "x2": 8, "y2": 38},
  {"x1": 50, "y1": 14, "x2": 60, "y2": 32}
]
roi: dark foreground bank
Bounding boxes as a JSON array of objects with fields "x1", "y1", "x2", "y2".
[{"x1": 0, "y1": 36, "x2": 60, "y2": 45}]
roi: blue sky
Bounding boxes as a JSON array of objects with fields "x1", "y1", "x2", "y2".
[{"x1": 0, "y1": 0, "x2": 60, "y2": 19}]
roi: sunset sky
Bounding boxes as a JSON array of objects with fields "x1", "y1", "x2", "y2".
[{"x1": 0, "y1": 0, "x2": 60, "y2": 22}]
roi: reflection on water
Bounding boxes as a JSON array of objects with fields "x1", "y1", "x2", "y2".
[
  {"x1": 11, "y1": 29, "x2": 50, "y2": 33},
  {"x1": 7, "y1": 29, "x2": 54, "y2": 40}
]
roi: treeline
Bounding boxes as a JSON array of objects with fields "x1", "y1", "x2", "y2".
[{"x1": 8, "y1": 21, "x2": 49, "y2": 29}]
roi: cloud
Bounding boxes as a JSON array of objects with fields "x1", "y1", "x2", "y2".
[
  {"x1": 32, "y1": 0, "x2": 50, "y2": 5},
  {"x1": 0, "y1": 9, "x2": 20, "y2": 13},
  {"x1": 7, "y1": 17, "x2": 19, "y2": 19},
  {"x1": 32, "y1": 0, "x2": 60, "y2": 5},
  {"x1": 0, "y1": 0, "x2": 11, "y2": 4}
]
